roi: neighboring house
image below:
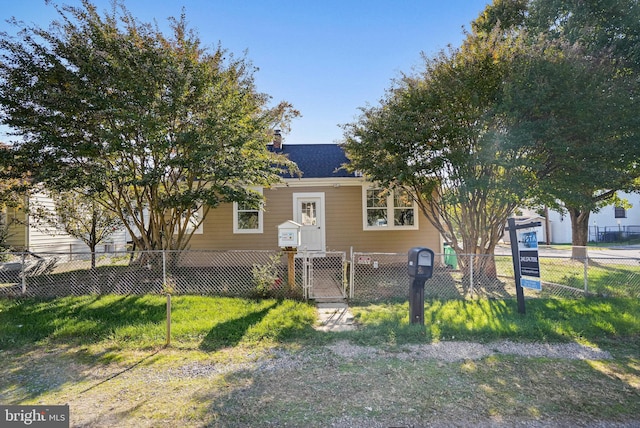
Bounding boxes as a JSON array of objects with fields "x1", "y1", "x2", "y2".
[
  {"x1": 518, "y1": 191, "x2": 640, "y2": 244},
  {"x1": 502, "y1": 215, "x2": 548, "y2": 244},
  {"x1": 187, "y1": 138, "x2": 441, "y2": 254},
  {"x1": 587, "y1": 192, "x2": 640, "y2": 242},
  {"x1": 3, "y1": 191, "x2": 128, "y2": 254}
]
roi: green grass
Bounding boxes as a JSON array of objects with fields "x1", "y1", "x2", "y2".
[
  {"x1": 1, "y1": 295, "x2": 638, "y2": 426},
  {"x1": 494, "y1": 257, "x2": 640, "y2": 298},
  {"x1": 0, "y1": 295, "x2": 317, "y2": 351},
  {"x1": 1, "y1": 295, "x2": 638, "y2": 352},
  {"x1": 348, "y1": 298, "x2": 640, "y2": 349}
]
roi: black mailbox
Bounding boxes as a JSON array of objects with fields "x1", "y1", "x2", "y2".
[
  {"x1": 408, "y1": 247, "x2": 434, "y2": 325},
  {"x1": 408, "y1": 247, "x2": 434, "y2": 280}
]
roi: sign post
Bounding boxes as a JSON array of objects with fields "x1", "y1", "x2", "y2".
[{"x1": 507, "y1": 218, "x2": 542, "y2": 314}]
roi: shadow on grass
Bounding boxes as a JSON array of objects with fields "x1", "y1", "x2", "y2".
[
  {"x1": 582, "y1": 260, "x2": 640, "y2": 298},
  {"x1": 79, "y1": 348, "x2": 162, "y2": 394},
  {"x1": 0, "y1": 295, "x2": 166, "y2": 349},
  {"x1": 199, "y1": 301, "x2": 279, "y2": 351},
  {"x1": 0, "y1": 344, "x2": 164, "y2": 404},
  {"x1": 348, "y1": 297, "x2": 640, "y2": 346},
  {"x1": 194, "y1": 342, "x2": 640, "y2": 426},
  {"x1": 196, "y1": 299, "x2": 320, "y2": 351}
]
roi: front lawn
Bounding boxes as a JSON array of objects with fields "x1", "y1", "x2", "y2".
[{"x1": 1, "y1": 295, "x2": 638, "y2": 352}]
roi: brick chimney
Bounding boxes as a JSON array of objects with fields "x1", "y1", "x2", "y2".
[{"x1": 272, "y1": 129, "x2": 282, "y2": 150}]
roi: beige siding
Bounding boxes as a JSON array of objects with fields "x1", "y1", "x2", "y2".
[
  {"x1": 189, "y1": 184, "x2": 441, "y2": 254},
  {"x1": 4, "y1": 205, "x2": 27, "y2": 250},
  {"x1": 325, "y1": 186, "x2": 440, "y2": 253}
]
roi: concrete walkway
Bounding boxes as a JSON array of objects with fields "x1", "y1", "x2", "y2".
[{"x1": 314, "y1": 302, "x2": 357, "y2": 332}]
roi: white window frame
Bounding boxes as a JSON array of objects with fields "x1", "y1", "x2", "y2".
[
  {"x1": 233, "y1": 187, "x2": 264, "y2": 234},
  {"x1": 185, "y1": 206, "x2": 204, "y2": 234},
  {"x1": 362, "y1": 186, "x2": 418, "y2": 231},
  {"x1": 175, "y1": 205, "x2": 204, "y2": 235}
]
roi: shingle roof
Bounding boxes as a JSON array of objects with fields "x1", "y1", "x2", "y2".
[{"x1": 269, "y1": 144, "x2": 356, "y2": 179}]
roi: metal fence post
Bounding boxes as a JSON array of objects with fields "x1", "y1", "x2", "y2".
[
  {"x1": 162, "y1": 250, "x2": 167, "y2": 287},
  {"x1": 21, "y1": 252, "x2": 26, "y2": 294},
  {"x1": 166, "y1": 292, "x2": 172, "y2": 347},
  {"x1": 583, "y1": 256, "x2": 589, "y2": 294},
  {"x1": 349, "y1": 247, "x2": 355, "y2": 299},
  {"x1": 302, "y1": 248, "x2": 309, "y2": 300},
  {"x1": 163, "y1": 250, "x2": 172, "y2": 346}
]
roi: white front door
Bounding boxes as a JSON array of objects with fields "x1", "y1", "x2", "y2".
[{"x1": 293, "y1": 193, "x2": 325, "y2": 252}]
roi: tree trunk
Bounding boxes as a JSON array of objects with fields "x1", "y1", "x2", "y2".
[
  {"x1": 90, "y1": 209, "x2": 97, "y2": 270},
  {"x1": 455, "y1": 247, "x2": 498, "y2": 296},
  {"x1": 569, "y1": 207, "x2": 590, "y2": 259}
]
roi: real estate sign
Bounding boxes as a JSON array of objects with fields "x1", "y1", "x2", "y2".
[{"x1": 518, "y1": 230, "x2": 541, "y2": 290}]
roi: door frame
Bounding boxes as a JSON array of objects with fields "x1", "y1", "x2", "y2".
[{"x1": 292, "y1": 192, "x2": 326, "y2": 252}]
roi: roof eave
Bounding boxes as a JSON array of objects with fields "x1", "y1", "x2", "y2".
[{"x1": 273, "y1": 176, "x2": 367, "y2": 188}]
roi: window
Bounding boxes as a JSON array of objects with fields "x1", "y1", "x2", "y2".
[
  {"x1": 178, "y1": 205, "x2": 203, "y2": 235},
  {"x1": 300, "y1": 201, "x2": 317, "y2": 226},
  {"x1": 363, "y1": 187, "x2": 417, "y2": 230},
  {"x1": 233, "y1": 188, "x2": 263, "y2": 233},
  {"x1": 188, "y1": 206, "x2": 204, "y2": 234},
  {"x1": 614, "y1": 206, "x2": 626, "y2": 219}
]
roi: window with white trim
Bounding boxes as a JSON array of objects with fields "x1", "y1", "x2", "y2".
[
  {"x1": 187, "y1": 206, "x2": 204, "y2": 234},
  {"x1": 363, "y1": 186, "x2": 417, "y2": 230},
  {"x1": 233, "y1": 188, "x2": 264, "y2": 234},
  {"x1": 177, "y1": 205, "x2": 204, "y2": 235}
]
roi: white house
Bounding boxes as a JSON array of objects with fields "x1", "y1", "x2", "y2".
[
  {"x1": 520, "y1": 192, "x2": 640, "y2": 244},
  {"x1": 3, "y1": 191, "x2": 128, "y2": 254}
]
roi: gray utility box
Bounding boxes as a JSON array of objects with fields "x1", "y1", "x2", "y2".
[{"x1": 408, "y1": 247, "x2": 434, "y2": 280}]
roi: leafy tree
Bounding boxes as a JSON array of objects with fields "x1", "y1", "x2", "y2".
[
  {"x1": 0, "y1": 144, "x2": 27, "y2": 212},
  {"x1": 0, "y1": 0, "x2": 297, "y2": 253},
  {"x1": 472, "y1": 0, "x2": 528, "y2": 35},
  {"x1": 478, "y1": 0, "x2": 640, "y2": 257},
  {"x1": 30, "y1": 189, "x2": 122, "y2": 268},
  {"x1": 501, "y1": 39, "x2": 639, "y2": 257},
  {"x1": 0, "y1": 144, "x2": 28, "y2": 257},
  {"x1": 526, "y1": 0, "x2": 640, "y2": 68},
  {"x1": 343, "y1": 30, "x2": 531, "y2": 282},
  {"x1": 475, "y1": 0, "x2": 640, "y2": 68}
]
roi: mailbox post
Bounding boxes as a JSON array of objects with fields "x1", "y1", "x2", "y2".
[
  {"x1": 278, "y1": 221, "x2": 302, "y2": 289},
  {"x1": 408, "y1": 247, "x2": 435, "y2": 325}
]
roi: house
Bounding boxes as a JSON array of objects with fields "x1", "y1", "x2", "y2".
[
  {"x1": 502, "y1": 215, "x2": 548, "y2": 244},
  {"x1": 3, "y1": 191, "x2": 128, "y2": 254},
  {"x1": 586, "y1": 192, "x2": 640, "y2": 242},
  {"x1": 187, "y1": 137, "x2": 441, "y2": 254},
  {"x1": 517, "y1": 191, "x2": 640, "y2": 244}
]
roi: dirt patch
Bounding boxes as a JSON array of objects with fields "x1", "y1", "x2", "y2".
[
  {"x1": 326, "y1": 340, "x2": 612, "y2": 361},
  {"x1": 0, "y1": 341, "x2": 637, "y2": 427}
]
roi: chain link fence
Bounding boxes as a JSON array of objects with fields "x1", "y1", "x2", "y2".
[
  {"x1": 305, "y1": 252, "x2": 347, "y2": 300},
  {"x1": 1, "y1": 249, "x2": 639, "y2": 302},
  {"x1": 350, "y1": 251, "x2": 640, "y2": 304},
  {"x1": 0, "y1": 250, "x2": 302, "y2": 299}
]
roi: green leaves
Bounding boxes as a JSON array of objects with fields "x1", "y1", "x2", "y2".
[
  {"x1": 343, "y1": 32, "x2": 526, "y2": 269},
  {"x1": 495, "y1": 0, "x2": 640, "y2": 246},
  {"x1": 0, "y1": 1, "x2": 298, "y2": 251}
]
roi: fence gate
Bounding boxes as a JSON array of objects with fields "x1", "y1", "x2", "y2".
[{"x1": 303, "y1": 251, "x2": 347, "y2": 301}]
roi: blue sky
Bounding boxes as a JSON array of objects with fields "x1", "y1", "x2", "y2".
[{"x1": 1, "y1": 0, "x2": 491, "y2": 145}]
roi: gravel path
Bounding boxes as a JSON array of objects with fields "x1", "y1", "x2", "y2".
[
  {"x1": 162, "y1": 339, "x2": 612, "y2": 379},
  {"x1": 2, "y1": 340, "x2": 631, "y2": 427},
  {"x1": 325, "y1": 340, "x2": 612, "y2": 362}
]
